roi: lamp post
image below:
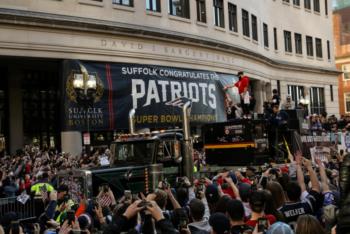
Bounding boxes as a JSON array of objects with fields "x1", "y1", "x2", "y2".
[{"x1": 72, "y1": 66, "x2": 97, "y2": 156}]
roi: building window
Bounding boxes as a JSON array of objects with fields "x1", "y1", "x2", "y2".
[
  {"x1": 327, "y1": 40, "x2": 330, "y2": 60},
  {"x1": 325, "y1": 0, "x2": 328, "y2": 15},
  {"x1": 295, "y1": 33, "x2": 302, "y2": 54},
  {"x1": 305, "y1": 0, "x2": 311, "y2": 9},
  {"x1": 112, "y1": 0, "x2": 133, "y2": 6},
  {"x1": 274, "y1": 27, "x2": 278, "y2": 50},
  {"x1": 330, "y1": 85, "x2": 334, "y2": 102},
  {"x1": 306, "y1": 36, "x2": 313, "y2": 56},
  {"x1": 196, "y1": 0, "x2": 206, "y2": 23},
  {"x1": 242, "y1": 9, "x2": 250, "y2": 37},
  {"x1": 169, "y1": 0, "x2": 190, "y2": 18},
  {"x1": 213, "y1": 0, "x2": 224, "y2": 28},
  {"x1": 310, "y1": 87, "x2": 325, "y2": 115},
  {"x1": 288, "y1": 85, "x2": 304, "y2": 108},
  {"x1": 283, "y1": 0, "x2": 290, "y2": 3},
  {"x1": 284, "y1": 30, "x2": 292, "y2": 53},
  {"x1": 252, "y1": 15, "x2": 258, "y2": 41},
  {"x1": 228, "y1": 3, "x2": 237, "y2": 32},
  {"x1": 146, "y1": 0, "x2": 161, "y2": 12},
  {"x1": 293, "y1": 0, "x2": 300, "y2": 6},
  {"x1": 343, "y1": 64, "x2": 350, "y2": 80},
  {"x1": 314, "y1": 0, "x2": 320, "y2": 12},
  {"x1": 315, "y1": 38, "x2": 322, "y2": 58},
  {"x1": 345, "y1": 93, "x2": 350, "y2": 113},
  {"x1": 263, "y1": 23, "x2": 269, "y2": 47}
]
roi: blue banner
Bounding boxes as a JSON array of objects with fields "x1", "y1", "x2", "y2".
[{"x1": 62, "y1": 60, "x2": 238, "y2": 131}]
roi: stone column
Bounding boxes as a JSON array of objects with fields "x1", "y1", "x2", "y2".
[{"x1": 8, "y1": 68, "x2": 23, "y2": 154}]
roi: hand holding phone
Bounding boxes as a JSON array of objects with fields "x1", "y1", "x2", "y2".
[{"x1": 257, "y1": 218, "x2": 268, "y2": 233}]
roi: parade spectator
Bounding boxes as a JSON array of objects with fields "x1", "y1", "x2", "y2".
[
  {"x1": 278, "y1": 153, "x2": 322, "y2": 229},
  {"x1": 226, "y1": 199, "x2": 253, "y2": 234},
  {"x1": 271, "y1": 89, "x2": 280, "y2": 106},
  {"x1": 188, "y1": 198, "x2": 211, "y2": 234},
  {"x1": 295, "y1": 214, "x2": 327, "y2": 234},
  {"x1": 280, "y1": 95, "x2": 295, "y2": 110},
  {"x1": 209, "y1": 213, "x2": 231, "y2": 234},
  {"x1": 246, "y1": 191, "x2": 276, "y2": 228}
]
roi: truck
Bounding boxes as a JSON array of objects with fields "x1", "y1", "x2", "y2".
[{"x1": 57, "y1": 102, "x2": 193, "y2": 202}]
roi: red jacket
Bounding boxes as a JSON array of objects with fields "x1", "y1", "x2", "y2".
[{"x1": 235, "y1": 76, "x2": 250, "y2": 94}]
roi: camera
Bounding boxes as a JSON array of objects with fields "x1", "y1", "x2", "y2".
[{"x1": 124, "y1": 190, "x2": 132, "y2": 201}]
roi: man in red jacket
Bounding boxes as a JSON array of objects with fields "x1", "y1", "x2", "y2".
[
  {"x1": 224, "y1": 72, "x2": 250, "y2": 117},
  {"x1": 234, "y1": 72, "x2": 250, "y2": 95}
]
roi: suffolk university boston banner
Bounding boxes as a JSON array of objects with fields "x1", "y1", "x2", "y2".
[{"x1": 62, "y1": 60, "x2": 238, "y2": 131}]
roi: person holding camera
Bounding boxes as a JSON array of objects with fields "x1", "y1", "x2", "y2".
[{"x1": 96, "y1": 184, "x2": 116, "y2": 208}]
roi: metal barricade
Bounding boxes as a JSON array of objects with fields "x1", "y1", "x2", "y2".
[{"x1": 0, "y1": 197, "x2": 36, "y2": 221}]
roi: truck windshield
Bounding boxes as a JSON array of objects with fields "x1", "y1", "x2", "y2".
[{"x1": 113, "y1": 140, "x2": 155, "y2": 164}]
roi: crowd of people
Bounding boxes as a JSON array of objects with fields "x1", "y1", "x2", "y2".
[
  {"x1": 1, "y1": 71, "x2": 350, "y2": 233},
  {"x1": 0, "y1": 142, "x2": 349, "y2": 234}
]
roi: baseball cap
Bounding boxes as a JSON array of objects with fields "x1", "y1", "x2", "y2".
[
  {"x1": 209, "y1": 213, "x2": 230, "y2": 234},
  {"x1": 205, "y1": 184, "x2": 220, "y2": 204}
]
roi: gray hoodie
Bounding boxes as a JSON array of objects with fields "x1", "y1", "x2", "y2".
[{"x1": 188, "y1": 220, "x2": 211, "y2": 234}]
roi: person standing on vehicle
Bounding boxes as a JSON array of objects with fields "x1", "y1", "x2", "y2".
[{"x1": 224, "y1": 72, "x2": 250, "y2": 118}]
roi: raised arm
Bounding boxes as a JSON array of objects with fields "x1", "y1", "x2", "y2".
[
  {"x1": 303, "y1": 157, "x2": 320, "y2": 193},
  {"x1": 316, "y1": 159, "x2": 330, "y2": 193},
  {"x1": 295, "y1": 152, "x2": 306, "y2": 192}
]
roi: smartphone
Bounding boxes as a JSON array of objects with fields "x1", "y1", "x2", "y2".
[
  {"x1": 179, "y1": 217, "x2": 188, "y2": 229},
  {"x1": 124, "y1": 190, "x2": 132, "y2": 200},
  {"x1": 67, "y1": 210, "x2": 75, "y2": 225},
  {"x1": 257, "y1": 218, "x2": 268, "y2": 232}
]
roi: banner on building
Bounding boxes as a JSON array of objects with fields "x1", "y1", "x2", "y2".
[{"x1": 62, "y1": 60, "x2": 237, "y2": 131}]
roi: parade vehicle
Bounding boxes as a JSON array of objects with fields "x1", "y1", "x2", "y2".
[
  {"x1": 202, "y1": 119, "x2": 271, "y2": 166},
  {"x1": 57, "y1": 102, "x2": 193, "y2": 202}
]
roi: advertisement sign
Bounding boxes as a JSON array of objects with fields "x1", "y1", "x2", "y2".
[{"x1": 62, "y1": 60, "x2": 237, "y2": 131}]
